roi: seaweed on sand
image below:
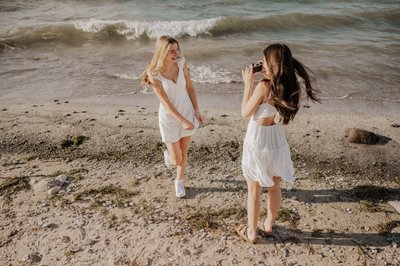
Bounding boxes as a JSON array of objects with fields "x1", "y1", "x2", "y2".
[
  {"x1": 378, "y1": 220, "x2": 400, "y2": 236},
  {"x1": 0, "y1": 177, "x2": 30, "y2": 204},
  {"x1": 72, "y1": 184, "x2": 139, "y2": 207},
  {"x1": 276, "y1": 207, "x2": 300, "y2": 228},
  {"x1": 58, "y1": 135, "x2": 89, "y2": 149},
  {"x1": 182, "y1": 205, "x2": 246, "y2": 230}
]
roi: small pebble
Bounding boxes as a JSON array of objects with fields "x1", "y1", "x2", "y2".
[
  {"x1": 47, "y1": 186, "x2": 61, "y2": 195},
  {"x1": 27, "y1": 253, "x2": 42, "y2": 263},
  {"x1": 55, "y1": 174, "x2": 68, "y2": 182},
  {"x1": 61, "y1": 236, "x2": 71, "y2": 243},
  {"x1": 42, "y1": 222, "x2": 53, "y2": 228},
  {"x1": 123, "y1": 238, "x2": 130, "y2": 247},
  {"x1": 83, "y1": 239, "x2": 95, "y2": 246}
]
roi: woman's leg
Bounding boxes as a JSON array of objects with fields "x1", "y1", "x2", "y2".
[
  {"x1": 165, "y1": 136, "x2": 191, "y2": 180},
  {"x1": 176, "y1": 136, "x2": 191, "y2": 180},
  {"x1": 246, "y1": 179, "x2": 262, "y2": 241},
  {"x1": 264, "y1": 176, "x2": 281, "y2": 232}
]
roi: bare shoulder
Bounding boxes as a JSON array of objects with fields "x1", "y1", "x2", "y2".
[
  {"x1": 148, "y1": 73, "x2": 162, "y2": 88},
  {"x1": 183, "y1": 62, "x2": 191, "y2": 79},
  {"x1": 183, "y1": 62, "x2": 190, "y2": 72},
  {"x1": 255, "y1": 80, "x2": 271, "y2": 96}
]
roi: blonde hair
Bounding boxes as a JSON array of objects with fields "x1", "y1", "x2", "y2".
[{"x1": 141, "y1": 35, "x2": 180, "y2": 85}]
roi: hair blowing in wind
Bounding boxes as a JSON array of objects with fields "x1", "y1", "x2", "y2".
[{"x1": 264, "y1": 43, "x2": 320, "y2": 125}]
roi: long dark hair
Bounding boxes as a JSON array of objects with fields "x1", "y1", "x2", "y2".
[{"x1": 263, "y1": 43, "x2": 320, "y2": 125}]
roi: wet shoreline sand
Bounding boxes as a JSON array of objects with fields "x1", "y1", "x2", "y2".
[{"x1": 0, "y1": 93, "x2": 399, "y2": 264}]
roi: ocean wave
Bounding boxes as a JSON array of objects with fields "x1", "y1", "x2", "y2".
[
  {"x1": 73, "y1": 18, "x2": 219, "y2": 40},
  {"x1": 0, "y1": 18, "x2": 219, "y2": 47},
  {"x1": 210, "y1": 13, "x2": 362, "y2": 36},
  {"x1": 0, "y1": 11, "x2": 393, "y2": 47}
]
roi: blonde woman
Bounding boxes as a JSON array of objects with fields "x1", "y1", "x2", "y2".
[{"x1": 141, "y1": 36, "x2": 203, "y2": 198}]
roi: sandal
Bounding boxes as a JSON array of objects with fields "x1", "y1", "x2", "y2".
[
  {"x1": 258, "y1": 221, "x2": 281, "y2": 242},
  {"x1": 236, "y1": 224, "x2": 257, "y2": 244},
  {"x1": 257, "y1": 220, "x2": 273, "y2": 236}
]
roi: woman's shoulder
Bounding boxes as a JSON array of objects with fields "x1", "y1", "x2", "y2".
[
  {"x1": 147, "y1": 69, "x2": 162, "y2": 83},
  {"x1": 177, "y1": 56, "x2": 186, "y2": 68},
  {"x1": 147, "y1": 66, "x2": 157, "y2": 76},
  {"x1": 256, "y1": 79, "x2": 271, "y2": 93}
]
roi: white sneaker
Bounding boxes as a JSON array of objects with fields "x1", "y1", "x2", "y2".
[
  {"x1": 163, "y1": 150, "x2": 172, "y2": 169},
  {"x1": 175, "y1": 179, "x2": 186, "y2": 198}
]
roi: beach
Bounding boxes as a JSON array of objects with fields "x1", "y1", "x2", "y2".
[
  {"x1": 1, "y1": 93, "x2": 399, "y2": 265},
  {"x1": 1, "y1": 0, "x2": 400, "y2": 264}
]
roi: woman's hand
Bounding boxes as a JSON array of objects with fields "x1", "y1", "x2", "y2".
[
  {"x1": 195, "y1": 110, "x2": 204, "y2": 125},
  {"x1": 180, "y1": 119, "x2": 194, "y2": 130},
  {"x1": 242, "y1": 64, "x2": 254, "y2": 89}
]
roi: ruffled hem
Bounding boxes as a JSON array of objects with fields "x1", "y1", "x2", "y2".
[
  {"x1": 242, "y1": 140, "x2": 295, "y2": 187},
  {"x1": 242, "y1": 165, "x2": 295, "y2": 187}
]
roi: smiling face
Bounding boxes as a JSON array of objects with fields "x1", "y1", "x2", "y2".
[{"x1": 164, "y1": 43, "x2": 180, "y2": 65}]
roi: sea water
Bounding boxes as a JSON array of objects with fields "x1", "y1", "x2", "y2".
[{"x1": 1, "y1": 0, "x2": 399, "y2": 103}]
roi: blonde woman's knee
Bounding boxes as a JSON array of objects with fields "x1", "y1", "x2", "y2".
[{"x1": 169, "y1": 153, "x2": 183, "y2": 166}]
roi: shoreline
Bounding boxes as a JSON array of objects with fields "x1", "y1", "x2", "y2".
[{"x1": 2, "y1": 89, "x2": 400, "y2": 112}]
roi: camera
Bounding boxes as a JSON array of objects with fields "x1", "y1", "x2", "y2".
[{"x1": 252, "y1": 62, "x2": 263, "y2": 73}]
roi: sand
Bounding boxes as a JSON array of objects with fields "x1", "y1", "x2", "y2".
[{"x1": 0, "y1": 93, "x2": 399, "y2": 265}]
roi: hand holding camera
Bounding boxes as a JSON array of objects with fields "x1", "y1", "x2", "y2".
[
  {"x1": 242, "y1": 64, "x2": 254, "y2": 88},
  {"x1": 242, "y1": 61, "x2": 263, "y2": 89},
  {"x1": 251, "y1": 62, "x2": 263, "y2": 73}
]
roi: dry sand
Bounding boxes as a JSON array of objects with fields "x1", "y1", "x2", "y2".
[{"x1": 0, "y1": 93, "x2": 399, "y2": 265}]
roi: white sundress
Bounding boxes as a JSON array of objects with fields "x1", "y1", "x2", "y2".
[
  {"x1": 242, "y1": 102, "x2": 295, "y2": 187},
  {"x1": 150, "y1": 57, "x2": 199, "y2": 143}
]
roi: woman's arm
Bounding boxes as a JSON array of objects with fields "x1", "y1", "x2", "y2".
[
  {"x1": 183, "y1": 63, "x2": 203, "y2": 125},
  {"x1": 241, "y1": 66, "x2": 267, "y2": 118},
  {"x1": 148, "y1": 75, "x2": 194, "y2": 130}
]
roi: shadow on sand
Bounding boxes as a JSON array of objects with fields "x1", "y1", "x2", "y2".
[
  {"x1": 188, "y1": 178, "x2": 400, "y2": 204},
  {"x1": 254, "y1": 225, "x2": 399, "y2": 248},
  {"x1": 185, "y1": 179, "x2": 400, "y2": 247}
]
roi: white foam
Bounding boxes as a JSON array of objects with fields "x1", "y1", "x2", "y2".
[
  {"x1": 140, "y1": 86, "x2": 154, "y2": 94},
  {"x1": 90, "y1": 91, "x2": 138, "y2": 98},
  {"x1": 319, "y1": 94, "x2": 350, "y2": 100},
  {"x1": 189, "y1": 64, "x2": 239, "y2": 84},
  {"x1": 108, "y1": 73, "x2": 139, "y2": 80},
  {"x1": 72, "y1": 18, "x2": 221, "y2": 40}
]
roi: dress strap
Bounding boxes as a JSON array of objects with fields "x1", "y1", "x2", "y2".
[
  {"x1": 274, "y1": 112, "x2": 282, "y2": 124},
  {"x1": 177, "y1": 56, "x2": 185, "y2": 69},
  {"x1": 147, "y1": 70, "x2": 163, "y2": 81}
]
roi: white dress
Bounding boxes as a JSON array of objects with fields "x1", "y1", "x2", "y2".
[
  {"x1": 150, "y1": 57, "x2": 199, "y2": 143},
  {"x1": 242, "y1": 103, "x2": 295, "y2": 187}
]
